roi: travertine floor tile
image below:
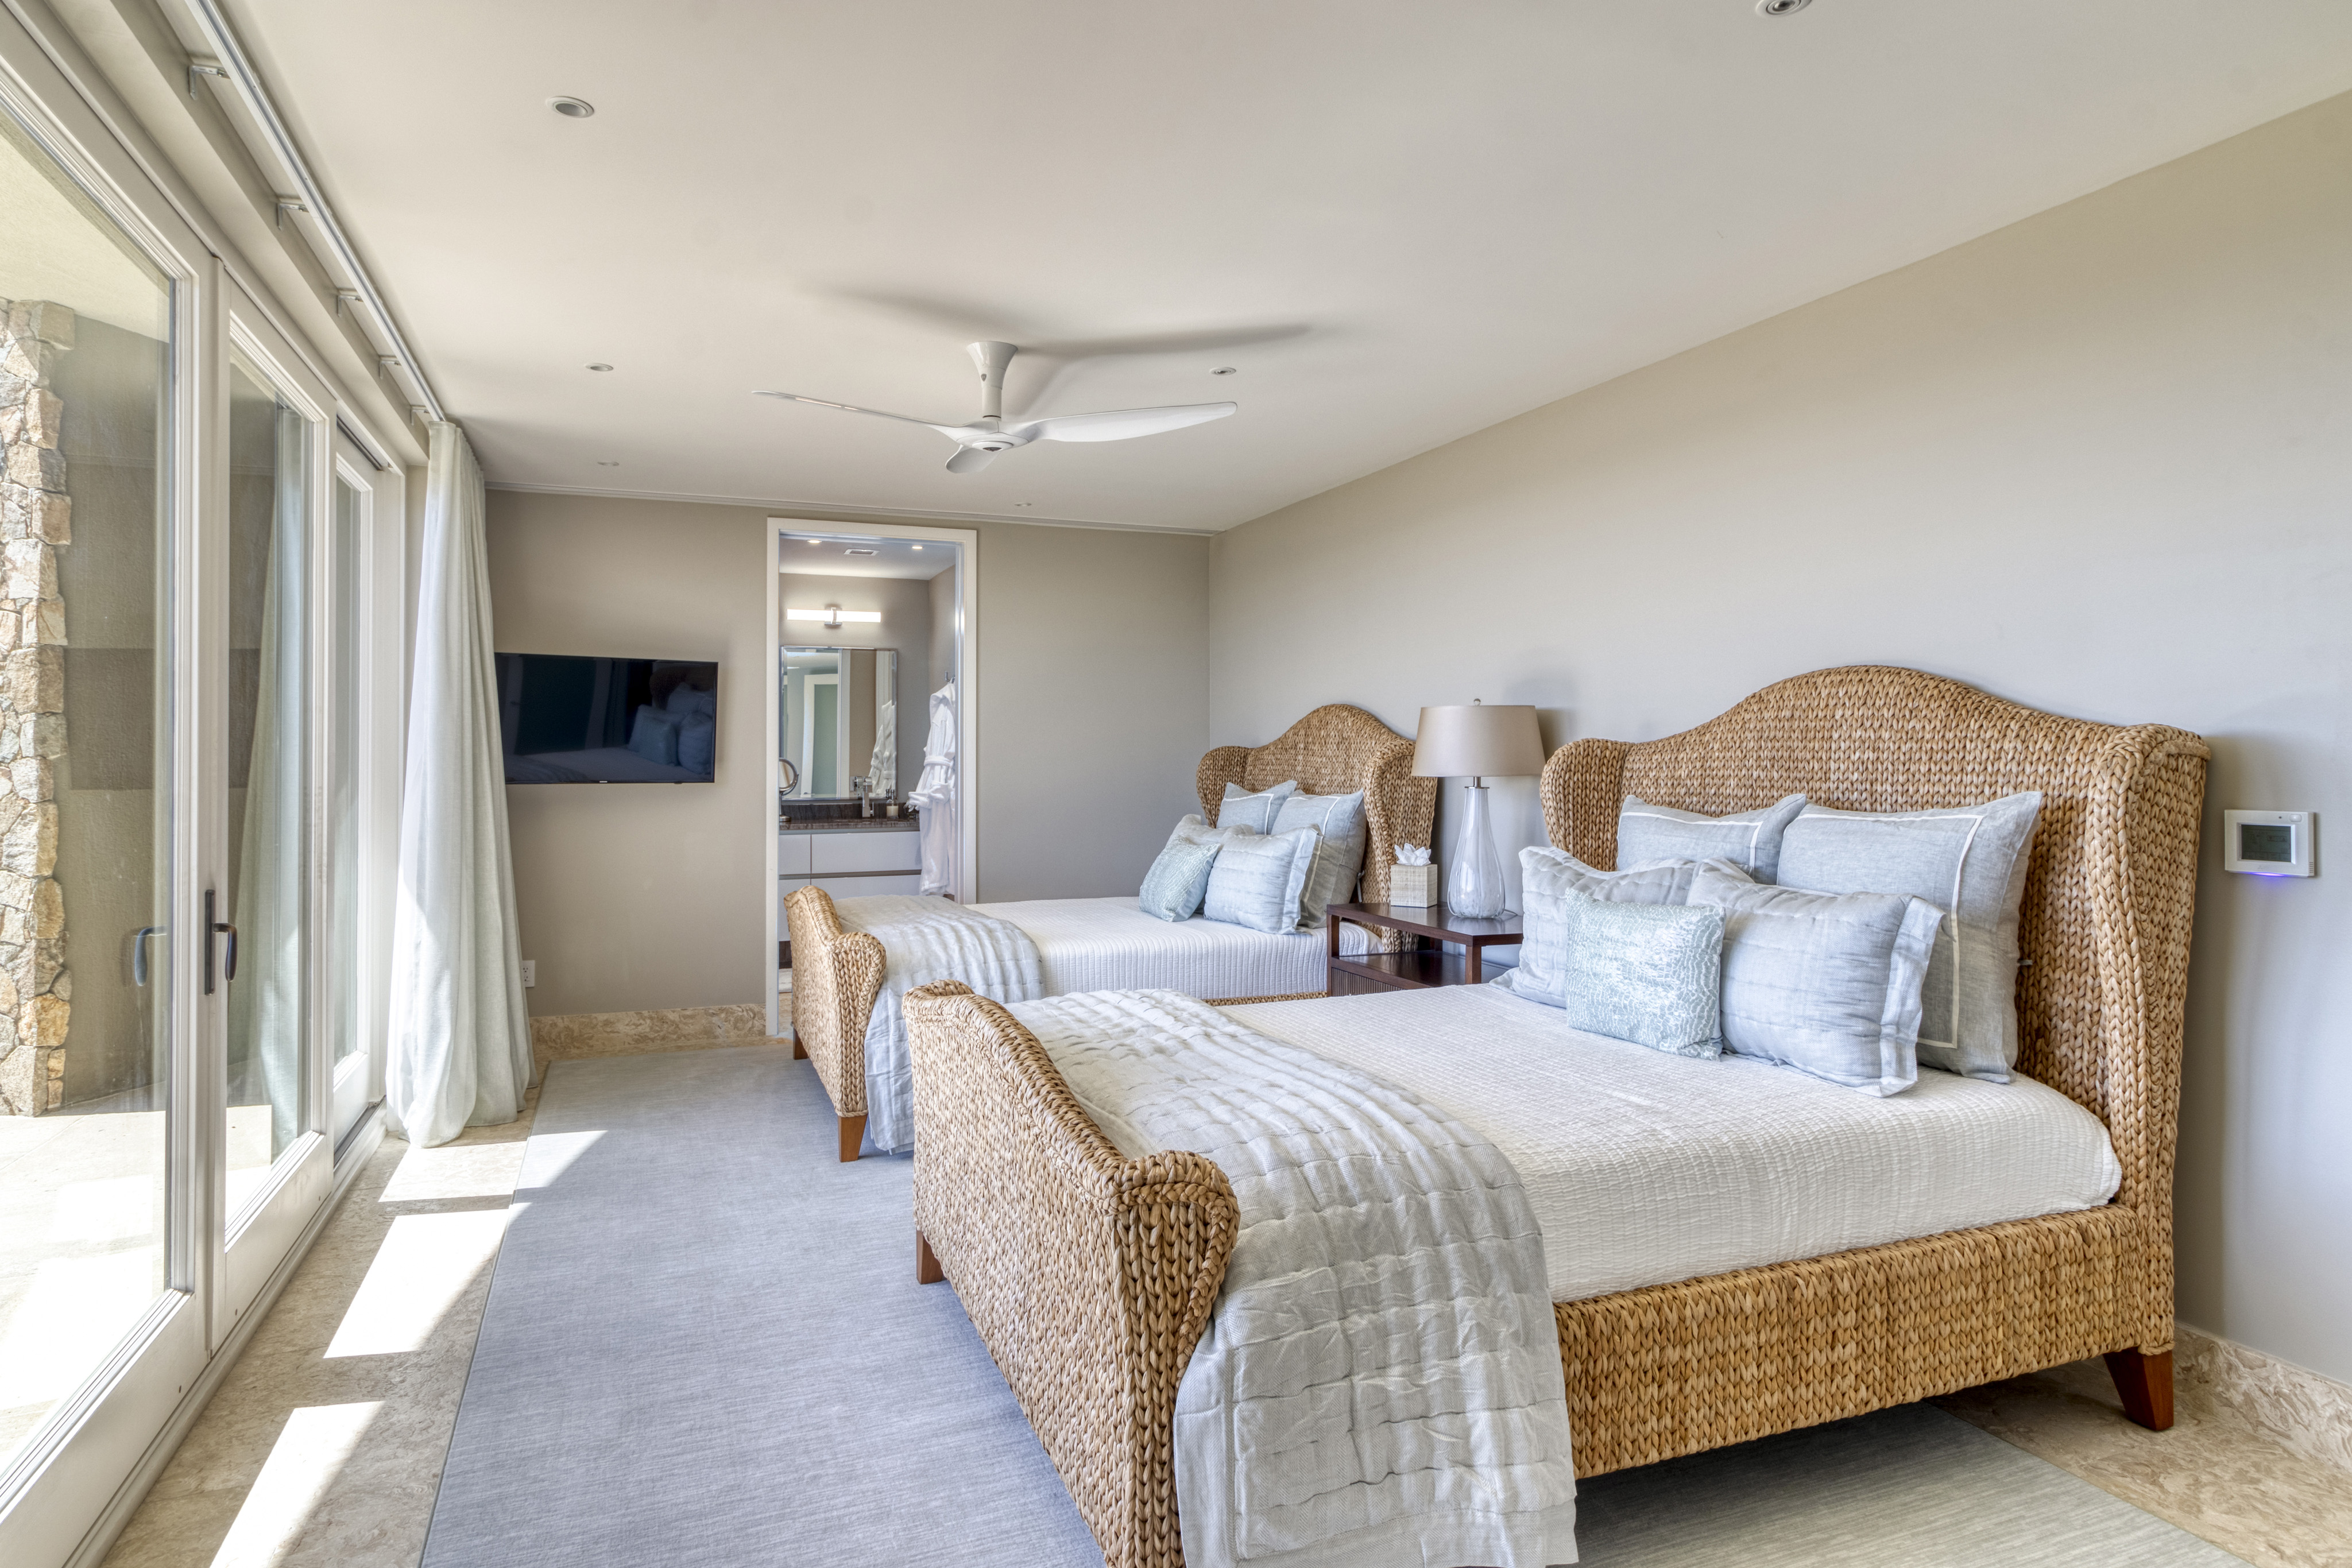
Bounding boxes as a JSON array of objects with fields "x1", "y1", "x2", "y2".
[
  {"x1": 99, "y1": 1093, "x2": 536, "y2": 1568},
  {"x1": 1939, "y1": 1358, "x2": 2352, "y2": 1568}
]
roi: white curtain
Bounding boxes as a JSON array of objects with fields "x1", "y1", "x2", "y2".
[
  {"x1": 229, "y1": 402, "x2": 307, "y2": 1156},
  {"x1": 908, "y1": 681, "x2": 957, "y2": 897},
  {"x1": 385, "y1": 423, "x2": 532, "y2": 1147}
]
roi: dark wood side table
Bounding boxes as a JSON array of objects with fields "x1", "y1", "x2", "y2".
[{"x1": 1326, "y1": 902, "x2": 1524, "y2": 996}]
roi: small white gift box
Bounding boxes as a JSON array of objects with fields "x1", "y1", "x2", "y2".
[{"x1": 1389, "y1": 863, "x2": 1441, "y2": 907}]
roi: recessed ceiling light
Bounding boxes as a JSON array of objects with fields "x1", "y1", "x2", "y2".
[
  {"x1": 1755, "y1": 0, "x2": 1809, "y2": 14},
  {"x1": 911, "y1": 544, "x2": 923, "y2": 551},
  {"x1": 587, "y1": 363, "x2": 613, "y2": 372},
  {"x1": 804, "y1": 537, "x2": 822, "y2": 544},
  {"x1": 1211, "y1": 366, "x2": 1238, "y2": 376},
  {"x1": 595, "y1": 460, "x2": 620, "y2": 467},
  {"x1": 1013, "y1": 502, "x2": 1034, "y2": 508},
  {"x1": 550, "y1": 96, "x2": 595, "y2": 118}
]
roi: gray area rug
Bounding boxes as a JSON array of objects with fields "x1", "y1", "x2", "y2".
[{"x1": 423, "y1": 1045, "x2": 2243, "y2": 1567}]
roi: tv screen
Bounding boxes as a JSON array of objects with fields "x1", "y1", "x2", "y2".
[{"x1": 497, "y1": 653, "x2": 718, "y2": 783}]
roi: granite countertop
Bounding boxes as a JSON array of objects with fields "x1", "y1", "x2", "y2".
[{"x1": 777, "y1": 815, "x2": 919, "y2": 833}]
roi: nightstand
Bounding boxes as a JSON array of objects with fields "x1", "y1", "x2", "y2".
[{"x1": 1325, "y1": 902, "x2": 1524, "y2": 996}]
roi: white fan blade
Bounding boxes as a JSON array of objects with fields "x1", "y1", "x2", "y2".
[
  {"x1": 753, "y1": 390, "x2": 961, "y2": 436},
  {"x1": 944, "y1": 446, "x2": 999, "y2": 474},
  {"x1": 1010, "y1": 401, "x2": 1236, "y2": 444}
]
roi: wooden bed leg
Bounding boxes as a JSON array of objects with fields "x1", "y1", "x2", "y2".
[
  {"x1": 838, "y1": 1114, "x2": 866, "y2": 1163},
  {"x1": 2105, "y1": 1348, "x2": 2175, "y2": 1431},
  {"x1": 916, "y1": 1230, "x2": 945, "y2": 1285}
]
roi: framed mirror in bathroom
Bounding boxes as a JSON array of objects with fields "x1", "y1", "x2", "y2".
[{"x1": 779, "y1": 646, "x2": 896, "y2": 800}]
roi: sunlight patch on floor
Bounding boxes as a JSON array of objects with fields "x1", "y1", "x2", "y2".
[
  {"x1": 207, "y1": 1401, "x2": 381, "y2": 1568},
  {"x1": 324, "y1": 1210, "x2": 510, "y2": 1359}
]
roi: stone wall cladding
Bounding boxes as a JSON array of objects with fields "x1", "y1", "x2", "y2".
[{"x1": 0, "y1": 298, "x2": 73, "y2": 1116}]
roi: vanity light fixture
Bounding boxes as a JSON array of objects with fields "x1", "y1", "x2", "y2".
[{"x1": 787, "y1": 606, "x2": 882, "y2": 628}]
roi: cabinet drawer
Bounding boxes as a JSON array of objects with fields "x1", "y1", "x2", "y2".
[
  {"x1": 811, "y1": 831, "x2": 922, "y2": 874},
  {"x1": 815, "y1": 873, "x2": 921, "y2": 898},
  {"x1": 777, "y1": 833, "x2": 814, "y2": 876}
]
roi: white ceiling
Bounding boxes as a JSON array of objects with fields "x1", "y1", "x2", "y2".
[
  {"x1": 778, "y1": 536, "x2": 950, "y2": 581},
  {"x1": 227, "y1": 1, "x2": 2352, "y2": 532}
]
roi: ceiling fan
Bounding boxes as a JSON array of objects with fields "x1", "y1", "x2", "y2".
[{"x1": 755, "y1": 341, "x2": 1236, "y2": 474}]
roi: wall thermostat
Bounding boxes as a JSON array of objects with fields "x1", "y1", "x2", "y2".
[{"x1": 2223, "y1": 810, "x2": 2315, "y2": 877}]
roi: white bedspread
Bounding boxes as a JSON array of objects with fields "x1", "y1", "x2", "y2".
[
  {"x1": 1013, "y1": 989, "x2": 1578, "y2": 1568},
  {"x1": 1228, "y1": 982, "x2": 2121, "y2": 1304},
  {"x1": 969, "y1": 895, "x2": 1361, "y2": 1001},
  {"x1": 833, "y1": 895, "x2": 1043, "y2": 1153}
]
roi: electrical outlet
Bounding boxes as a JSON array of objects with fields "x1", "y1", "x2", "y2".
[{"x1": 521, "y1": 959, "x2": 536, "y2": 988}]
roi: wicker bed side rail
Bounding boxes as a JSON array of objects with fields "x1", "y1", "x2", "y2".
[
  {"x1": 905, "y1": 982, "x2": 1238, "y2": 1568},
  {"x1": 783, "y1": 885, "x2": 887, "y2": 1160}
]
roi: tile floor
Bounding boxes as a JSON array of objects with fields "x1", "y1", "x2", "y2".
[{"x1": 90, "y1": 1074, "x2": 2352, "y2": 1568}]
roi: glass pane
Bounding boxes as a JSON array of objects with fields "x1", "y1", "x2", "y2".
[
  {"x1": 324, "y1": 475, "x2": 362, "y2": 1143},
  {"x1": 0, "y1": 106, "x2": 174, "y2": 1465},
  {"x1": 225, "y1": 356, "x2": 307, "y2": 1212}
]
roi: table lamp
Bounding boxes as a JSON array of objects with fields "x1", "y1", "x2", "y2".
[{"x1": 1411, "y1": 700, "x2": 1546, "y2": 918}]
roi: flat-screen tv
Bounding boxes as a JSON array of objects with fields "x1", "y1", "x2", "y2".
[{"x1": 497, "y1": 653, "x2": 718, "y2": 783}]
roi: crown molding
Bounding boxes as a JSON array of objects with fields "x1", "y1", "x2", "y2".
[{"x1": 482, "y1": 481, "x2": 1220, "y2": 537}]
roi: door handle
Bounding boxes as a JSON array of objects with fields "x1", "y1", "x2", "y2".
[
  {"x1": 203, "y1": 889, "x2": 239, "y2": 993},
  {"x1": 132, "y1": 926, "x2": 161, "y2": 986}
]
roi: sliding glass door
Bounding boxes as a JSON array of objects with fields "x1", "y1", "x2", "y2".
[{"x1": 0, "y1": 31, "x2": 394, "y2": 1561}]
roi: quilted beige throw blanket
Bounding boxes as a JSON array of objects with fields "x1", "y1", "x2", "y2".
[{"x1": 1010, "y1": 989, "x2": 1578, "y2": 1568}]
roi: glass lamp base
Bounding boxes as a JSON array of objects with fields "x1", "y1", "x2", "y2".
[{"x1": 1449, "y1": 783, "x2": 1507, "y2": 918}]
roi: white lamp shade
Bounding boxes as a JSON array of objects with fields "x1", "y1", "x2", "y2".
[{"x1": 1412, "y1": 703, "x2": 1545, "y2": 779}]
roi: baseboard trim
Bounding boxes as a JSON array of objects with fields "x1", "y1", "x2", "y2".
[
  {"x1": 529, "y1": 1004, "x2": 784, "y2": 1071},
  {"x1": 62, "y1": 1108, "x2": 387, "y2": 1568},
  {"x1": 2177, "y1": 1323, "x2": 2352, "y2": 1477}
]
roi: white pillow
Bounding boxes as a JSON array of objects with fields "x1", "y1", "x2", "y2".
[
  {"x1": 1217, "y1": 780, "x2": 1298, "y2": 834},
  {"x1": 1202, "y1": 827, "x2": 1321, "y2": 935},
  {"x1": 1774, "y1": 793, "x2": 2043, "y2": 1083},
  {"x1": 1688, "y1": 861, "x2": 1941, "y2": 1097},
  {"x1": 1617, "y1": 793, "x2": 1808, "y2": 883},
  {"x1": 628, "y1": 705, "x2": 680, "y2": 765},
  {"x1": 1272, "y1": 789, "x2": 1367, "y2": 929}
]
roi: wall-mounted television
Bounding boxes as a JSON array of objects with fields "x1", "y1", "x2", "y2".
[{"x1": 497, "y1": 653, "x2": 718, "y2": 783}]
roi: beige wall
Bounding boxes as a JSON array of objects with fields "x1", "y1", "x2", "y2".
[
  {"x1": 488, "y1": 491, "x2": 1209, "y2": 1016},
  {"x1": 1210, "y1": 91, "x2": 2352, "y2": 1383}
]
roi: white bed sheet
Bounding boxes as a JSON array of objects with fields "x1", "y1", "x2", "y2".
[
  {"x1": 1225, "y1": 982, "x2": 2121, "y2": 1304},
  {"x1": 968, "y1": 896, "x2": 1359, "y2": 1002}
]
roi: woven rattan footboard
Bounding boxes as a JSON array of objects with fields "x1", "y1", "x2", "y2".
[
  {"x1": 907, "y1": 981, "x2": 1236, "y2": 1568},
  {"x1": 783, "y1": 884, "x2": 885, "y2": 1161},
  {"x1": 903, "y1": 667, "x2": 2208, "y2": 1568}
]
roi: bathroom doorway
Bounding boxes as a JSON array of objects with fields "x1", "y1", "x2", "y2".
[{"x1": 765, "y1": 520, "x2": 977, "y2": 1035}]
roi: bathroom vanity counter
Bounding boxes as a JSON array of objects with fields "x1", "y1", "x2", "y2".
[{"x1": 780, "y1": 816, "x2": 924, "y2": 912}]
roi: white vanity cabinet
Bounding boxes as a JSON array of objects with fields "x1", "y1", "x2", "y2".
[{"x1": 779, "y1": 827, "x2": 923, "y2": 920}]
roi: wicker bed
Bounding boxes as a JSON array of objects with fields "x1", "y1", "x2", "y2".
[
  {"x1": 901, "y1": 665, "x2": 2208, "y2": 1568},
  {"x1": 785, "y1": 704, "x2": 1438, "y2": 1160}
]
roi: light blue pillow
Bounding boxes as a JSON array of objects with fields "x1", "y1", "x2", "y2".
[
  {"x1": 1272, "y1": 789, "x2": 1367, "y2": 928},
  {"x1": 1689, "y1": 862, "x2": 1941, "y2": 1097},
  {"x1": 1139, "y1": 839, "x2": 1220, "y2": 922},
  {"x1": 1217, "y1": 780, "x2": 1298, "y2": 834},
  {"x1": 1202, "y1": 826, "x2": 1321, "y2": 934},
  {"x1": 1512, "y1": 847, "x2": 1713, "y2": 1008},
  {"x1": 1552, "y1": 888, "x2": 1724, "y2": 1058},
  {"x1": 1617, "y1": 793, "x2": 1808, "y2": 882},
  {"x1": 1774, "y1": 793, "x2": 2042, "y2": 1083}
]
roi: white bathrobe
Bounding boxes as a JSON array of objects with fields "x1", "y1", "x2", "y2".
[{"x1": 907, "y1": 682, "x2": 957, "y2": 897}]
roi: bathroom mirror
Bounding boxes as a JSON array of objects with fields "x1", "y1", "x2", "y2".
[{"x1": 780, "y1": 646, "x2": 897, "y2": 799}]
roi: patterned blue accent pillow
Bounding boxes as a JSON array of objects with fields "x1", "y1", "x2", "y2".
[
  {"x1": 1139, "y1": 839, "x2": 1220, "y2": 922},
  {"x1": 1552, "y1": 888, "x2": 1726, "y2": 1058}
]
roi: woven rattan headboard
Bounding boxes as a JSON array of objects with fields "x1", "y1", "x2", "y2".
[
  {"x1": 1539, "y1": 665, "x2": 2207, "y2": 1223},
  {"x1": 1197, "y1": 704, "x2": 1437, "y2": 907}
]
